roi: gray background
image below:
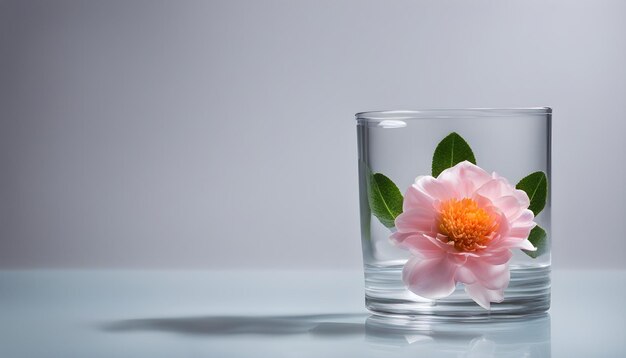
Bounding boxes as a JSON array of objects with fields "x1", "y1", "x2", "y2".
[{"x1": 0, "y1": 0, "x2": 624, "y2": 269}]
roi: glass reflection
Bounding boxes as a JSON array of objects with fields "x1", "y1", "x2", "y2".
[{"x1": 365, "y1": 313, "x2": 551, "y2": 357}]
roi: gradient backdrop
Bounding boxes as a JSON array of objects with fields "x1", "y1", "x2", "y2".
[{"x1": 1, "y1": 0, "x2": 624, "y2": 269}]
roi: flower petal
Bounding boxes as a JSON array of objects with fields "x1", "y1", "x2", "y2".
[
  {"x1": 403, "y1": 182, "x2": 435, "y2": 212},
  {"x1": 432, "y1": 234, "x2": 462, "y2": 254},
  {"x1": 507, "y1": 210, "x2": 536, "y2": 239},
  {"x1": 515, "y1": 209, "x2": 535, "y2": 225},
  {"x1": 494, "y1": 210, "x2": 535, "y2": 246},
  {"x1": 479, "y1": 249, "x2": 513, "y2": 265},
  {"x1": 463, "y1": 258, "x2": 510, "y2": 290},
  {"x1": 391, "y1": 234, "x2": 446, "y2": 258},
  {"x1": 455, "y1": 265, "x2": 477, "y2": 284},
  {"x1": 402, "y1": 255, "x2": 459, "y2": 299},
  {"x1": 438, "y1": 161, "x2": 492, "y2": 198},
  {"x1": 507, "y1": 225, "x2": 535, "y2": 241},
  {"x1": 395, "y1": 208, "x2": 438, "y2": 235},
  {"x1": 491, "y1": 195, "x2": 525, "y2": 221},
  {"x1": 465, "y1": 284, "x2": 505, "y2": 309},
  {"x1": 492, "y1": 237, "x2": 536, "y2": 251},
  {"x1": 414, "y1": 176, "x2": 457, "y2": 203},
  {"x1": 390, "y1": 231, "x2": 411, "y2": 245},
  {"x1": 474, "y1": 176, "x2": 516, "y2": 203},
  {"x1": 489, "y1": 211, "x2": 510, "y2": 240}
]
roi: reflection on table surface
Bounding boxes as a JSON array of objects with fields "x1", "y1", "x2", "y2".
[
  {"x1": 104, "y1": 312, "x2": 550, "y2": 357},
  {"x1": 0, "y1": 270, "x2": 624, "y2": 357},
  {"x1": 365, "y1": 313, "x2": 550, "y2": 357}
]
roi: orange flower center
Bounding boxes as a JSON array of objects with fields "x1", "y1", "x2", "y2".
[{"x1": 438, "y1": 198, "x2": 499, "y2": 252}]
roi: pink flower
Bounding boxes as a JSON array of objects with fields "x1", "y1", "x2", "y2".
[{"x1": 391, "y1": 161, "x2": 536, "y2": 309}]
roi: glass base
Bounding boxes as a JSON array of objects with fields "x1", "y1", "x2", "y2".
[{"x1": 364, "y1": 265, "x2": 550, "y2": 319}]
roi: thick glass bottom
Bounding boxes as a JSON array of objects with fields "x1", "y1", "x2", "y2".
[{"x1": 364, "y1": 264, "x2": 550, "y2": 319}]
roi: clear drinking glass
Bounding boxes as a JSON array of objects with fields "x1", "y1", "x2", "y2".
[{"x1": 356, "y1": 108, "x2": 551, "y2": 317}]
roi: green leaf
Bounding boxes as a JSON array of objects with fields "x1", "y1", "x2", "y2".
[
  {"x1": 367, "y1": 172, "x2": 403, "y2": 228},
  {"x1": 431, "y1": 132, "x2": 477, "y2": 177},
  {"x1": 523, "y1": 225, "x2": 548, "y2": 258},
  {"x1": 516, "y1": 171, "x2": 548, "y2": 216}
]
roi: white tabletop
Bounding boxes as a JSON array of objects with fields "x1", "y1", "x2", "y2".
[{"x1": 0, "y1": 270, "x2": 624, "y2": 357}]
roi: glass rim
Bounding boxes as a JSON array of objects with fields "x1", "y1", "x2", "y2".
[{"x1": 355, "y1": 107, "x2": 552, "y2": 121}]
